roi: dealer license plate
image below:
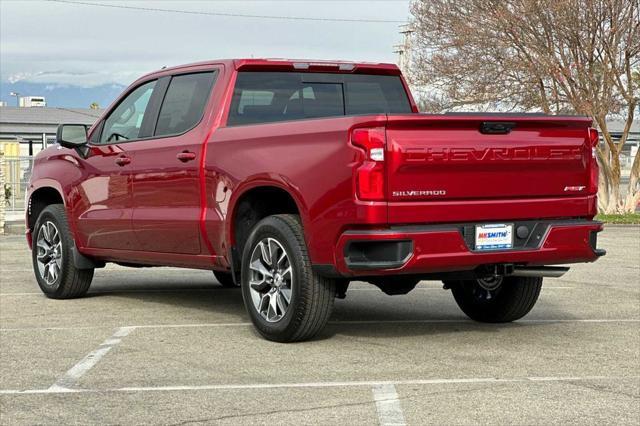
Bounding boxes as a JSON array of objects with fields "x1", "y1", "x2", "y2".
[{"x1": 475, "y1": 224, "x2": 513, "y2": 251}]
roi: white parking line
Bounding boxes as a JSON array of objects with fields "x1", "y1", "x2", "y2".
[
  {"x1": 0, "y1": 286, "x2": 577, "y2": 297},
  {"x1": 0, "y1": 323, "x2": 254, "y2": 332},
  {"x1": 0, "y1": 289, "x2": 224, "y2": 296},
  {"x1": 372, "y1": 383, "x2": 406, "y2": 426},
  {"x1": 48, "y1": 326, "x2": 135, "y2": 391},
  {"x1": 0, "y1": 375, "x2": 635, "y2": 395},
  {"x1": 0, "y1": 293, "x2": 42, "y2": 296},
  {"x1": 1, "y1": 318, "x2": 639, "y2": 332},
  {"x1": 332, "y1": 319, "x2": 640, "y2": 325}
]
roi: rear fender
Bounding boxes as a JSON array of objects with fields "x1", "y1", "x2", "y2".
[{"x1": 225, "y1": 175, "x2": 309, "y2": 254}]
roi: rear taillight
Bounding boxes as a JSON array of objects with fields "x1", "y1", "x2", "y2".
[
  {"x1": 351, "y1": 127, "x2": 386, "y2": 201},
  {"x1": 588, "y1": 127, "x2": 599, "y2": 194}
]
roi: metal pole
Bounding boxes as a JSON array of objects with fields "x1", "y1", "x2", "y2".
[{"x1": 9, "y1": 92, "x2": 20, "y2": 107}]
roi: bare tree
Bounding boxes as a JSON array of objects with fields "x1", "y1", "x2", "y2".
[{"x1": 408, "y1": 0, "x2": 640, "y2": 213}]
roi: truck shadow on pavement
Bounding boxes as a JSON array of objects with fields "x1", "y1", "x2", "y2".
[{"x1": 83, "y1": 278, "x2": 571, "y2": 341}]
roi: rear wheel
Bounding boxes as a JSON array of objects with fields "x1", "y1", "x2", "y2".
[
  {"x1": 32, "y1": 204, "x2": 94, "y2": 299},
  {"x1": 241, "y1": 214, "x2": 336, "y2": 342},
  {"x1": 213, "y1": 271, "x2": 238, "y2": 288},
  {"x1": 449, "y1": 276, "x2": 542, "y2": 322}
]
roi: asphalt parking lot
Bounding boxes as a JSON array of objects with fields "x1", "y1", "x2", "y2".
[{"x1": 0, "y1": 227, "x2": 638, "y2": 425}]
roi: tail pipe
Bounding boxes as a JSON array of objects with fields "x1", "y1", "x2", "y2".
[
  {"x1": 484, "y1": 264, "x2": 569, "y2": 278},
  {"x1": 511, "y1": 266, "x2": 569, "y2": 278}
]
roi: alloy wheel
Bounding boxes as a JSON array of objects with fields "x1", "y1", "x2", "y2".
[
  {"x1": 36, "y1": 221, "x2": 62, "y2": 286},
  {"x1": 248, "y1": 237, "x2": 293, "y2": 322}
]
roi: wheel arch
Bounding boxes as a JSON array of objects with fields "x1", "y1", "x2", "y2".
[
  {"x1": 27, "y1": 183, "x2": 66, "y2": 233},
  {"x1": 226, "y1": 180, "x2": 308, "y2": 264},
  {"x1": 27, "y1": 183, "x2": 102, "y2": 269}
]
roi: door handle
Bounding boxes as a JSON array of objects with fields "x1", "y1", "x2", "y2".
[
  {"x1": 177, "y1": 151, "x2": 197, "y2": 162},
  {"x1": 115, "y1": 155, "x2": 131, "y2": 166}
]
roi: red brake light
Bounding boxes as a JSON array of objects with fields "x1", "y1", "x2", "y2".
[
  {"x1": 351, "y1": 127, "x2": 386, "y2": 201},
  {"x1": 588, "y1": 127, "x2": 599, "y2": 194}
]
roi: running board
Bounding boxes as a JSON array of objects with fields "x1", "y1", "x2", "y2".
[{"x1": 510, "y1": 266, "x2": 569, "y2": 278}]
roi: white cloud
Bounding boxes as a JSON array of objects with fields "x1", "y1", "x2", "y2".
[
  {"x1": 6, "y1": 70, "x2": 141, "y2": 87},
  {"x1": 0, "y1": 0, "x2": 409, "y2": 87}
]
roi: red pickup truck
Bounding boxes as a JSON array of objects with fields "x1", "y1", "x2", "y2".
[{"x1": 26, "y1": 59, "x2": 604, "y2": 342}]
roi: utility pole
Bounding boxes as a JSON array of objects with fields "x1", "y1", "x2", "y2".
[{"x1": 394, "y1": 24, "x2": 414, "y2": 76}]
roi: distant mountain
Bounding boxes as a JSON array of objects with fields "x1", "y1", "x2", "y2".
[{"x1": 0, "y1": 81, "x2": 126, "y2": 109}]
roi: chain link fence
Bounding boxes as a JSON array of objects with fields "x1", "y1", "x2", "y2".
[
  {"x1": 0, "y1": 150, "x2": 5, "y2": 233},
  {"x1": 3, "y1": 156, "x2": 34, "y2": 216}
]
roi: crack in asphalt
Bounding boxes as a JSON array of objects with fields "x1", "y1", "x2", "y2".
[
  {"x1": 166, "y1": 397, "x2": 376, "y2": 425},
  {"x1": 563, "y1": 379, "x2": 640, "y2": 400}
]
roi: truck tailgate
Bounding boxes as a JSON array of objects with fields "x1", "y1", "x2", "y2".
[{"x1": 385, "y1": 114, "x2": 594, "y2": 204}]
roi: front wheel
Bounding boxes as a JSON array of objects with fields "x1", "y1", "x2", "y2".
[
  {"x1": 449, "y1": 276, "x2": 542, "y2": 322},
  {"x1": 241, "y1": 214, "x2": 336, "y2": 342},
  {"x1": 32, "y1": 204, "x2": 94, "y2": 299}
]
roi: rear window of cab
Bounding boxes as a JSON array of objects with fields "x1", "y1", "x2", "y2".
[{"x1": 227, "y1": 72, "x2": 412, "y2": 126}]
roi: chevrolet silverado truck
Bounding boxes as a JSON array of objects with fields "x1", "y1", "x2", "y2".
[{"x1": 26, "y1": 59, "x2": 605, "y2": 342}]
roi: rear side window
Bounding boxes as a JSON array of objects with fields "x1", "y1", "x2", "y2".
[
  {"x1": 155, "y1": 72, "x2": 216, "y2": 137},
  {"x1": 227, "y1": 72, "x2": 411, "y2": 126},
  {"x1": 344, "y1": 75, "x2": 411, "y2": 115}
]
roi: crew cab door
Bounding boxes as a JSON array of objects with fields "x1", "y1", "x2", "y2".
[
  {"x1": 127, "y1": 70, "x2": 217, "y2": 254},
  {"x1": 75, "y1": 79, "x2": 158, "y2": 250}
]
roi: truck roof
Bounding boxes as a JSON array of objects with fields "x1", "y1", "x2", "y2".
[{"x1": 142, "y1": 58, "x2": 402, "y2": 80}]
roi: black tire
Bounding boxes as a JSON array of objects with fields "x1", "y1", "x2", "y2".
[
  {"x1": 240, "y1": 214, "x2": 336, "y2": 342},
  {"x1": 32, "y1": 204, "x2": 94, "y2": 299},
  {"x1": 447, "y1": 277, "x2": 542, "y2": 323},
  {"x1": 449, "y1": 276, "x2": 542, "y2": 322},
  {"x1": 213, "y1": 271, "x2": 239, "y2": 288}
]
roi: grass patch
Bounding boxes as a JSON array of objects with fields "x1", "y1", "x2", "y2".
[{"x1": 596, "y1": 213, "x2": 640, "y2": 224}]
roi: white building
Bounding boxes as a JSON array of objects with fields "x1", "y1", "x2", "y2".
[
  {"x1": 18, "y1": 96, "x2": 46, "y2": 108},
  {"x1": 0, "y1": 106, "x2": 101, "y2": 156}
]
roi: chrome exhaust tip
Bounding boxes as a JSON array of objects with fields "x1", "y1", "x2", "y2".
[{"x1": 511, "y1": 266, "x2": 569, "y2": 278}]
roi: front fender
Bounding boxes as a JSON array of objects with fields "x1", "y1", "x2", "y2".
[{"x1": 27, "y1": 168, "x2": 81, "y2": 251}]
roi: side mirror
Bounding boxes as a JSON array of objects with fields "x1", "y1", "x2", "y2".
[{"x1": 56, "y1": 124, "x2": 88, "y2": 148}]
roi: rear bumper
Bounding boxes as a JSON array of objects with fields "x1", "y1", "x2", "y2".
[{"x1": 328, "y1": 219, "x2": 604, "y2": 277}]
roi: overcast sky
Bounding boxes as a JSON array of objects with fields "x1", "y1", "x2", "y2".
[{"x1": 0, "y1": 0, "x2": 411, "y2": 88}]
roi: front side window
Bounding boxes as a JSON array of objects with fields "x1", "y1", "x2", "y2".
[
  {"x1": 155, "y1": 72, "x2": 216, "y2": 137},
  {"x1": 100, "y1": 80, "x2": 156, "y2": 144}
]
